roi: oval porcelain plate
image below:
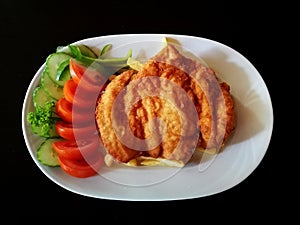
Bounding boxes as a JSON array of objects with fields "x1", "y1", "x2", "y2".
[{"x1": 22, "y1": 34, "x2": 273, "y2": 201}]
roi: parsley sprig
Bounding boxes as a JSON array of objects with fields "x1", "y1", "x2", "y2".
[{"x1": 27, "y1": 100, "x2": 58, "y2": 137}]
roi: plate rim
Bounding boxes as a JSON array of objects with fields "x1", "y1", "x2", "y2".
[{"x1": 22, "y1": 33, "x2": 274, "y2": 201}]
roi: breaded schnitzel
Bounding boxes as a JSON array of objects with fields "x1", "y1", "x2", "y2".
[{"x1": 95, "y1": 44, "x2": 235, "y2": 165}]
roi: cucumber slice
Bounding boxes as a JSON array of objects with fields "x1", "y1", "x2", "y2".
[
  {"x1": 41, "y1": 69, "x2": 64, "y2": 100},
  {"x1": 33, "y1": 85, "x2": 56, "y2": 108},
  {"x1": 37, "y1": 138, "x2": 62, "y2": 166},
  {"x1": 55, "y1": 60, "x2": 70, "y2": 81},
  {"x1": 60, "y1": 67, "x2": 71, "y2": 83},
  {"x1": 45, "y1": 53, "x2": 71, "y2": 86},
  {"x1": 31, "y1": 122, "x2": 59, "y2": 138}
]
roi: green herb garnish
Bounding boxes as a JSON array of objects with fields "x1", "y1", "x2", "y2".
[{"x1": 27, "y1": 100, "x2": 58, "y2": 137}]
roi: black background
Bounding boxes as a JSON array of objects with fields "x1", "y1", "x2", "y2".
[{"x1": 1, "y1": 0, "x2": 288, "y2": 221}]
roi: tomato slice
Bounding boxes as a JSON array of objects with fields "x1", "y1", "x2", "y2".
[
  {"x1": 52, "y1": 138, "x2": 100, "y2": 160},
  {"x1": 55, "y1": 98, "x2": 72, "y2": 123},
  {"x1": 55, "y1": 97, "x2": 94, "y2": 124},
  {"x1": 58, "y1": 153, "x2": 103, "y2": 178},
  {"x1": 55, "y1": 121, "x2": 97, "y2": 140},
  {"x1": 69, "y1": 59, "x2": 107, "y2": 93},
  {"x1": 69, "y1": 59, "x2": 85, "y2": 85},
  {"x1": 63, "y1": 79, "x2": 99, "y2": 108}
]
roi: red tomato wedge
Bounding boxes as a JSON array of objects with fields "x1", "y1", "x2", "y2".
[
  {"x1": 52, "y1": 138, "x2": 100, "y2": 160},
  {"x1": 63, "y1": 79, "x2": 99, "y2": 109},
  {"x1": 55, "y1": 120, "x2": 97, "y2": 140},
  {"x1": 58, "y1": 153, "x2": 103, "y2": 178},
  {"x1": 69, "y1": 58, "x2": 107, "y2": 93},
  {"x1": 55, "y1": 97, "x2": 94, "y2": 124},
  {"x1": 56, "y1": 98, "x2": 72, "y2": 123}
]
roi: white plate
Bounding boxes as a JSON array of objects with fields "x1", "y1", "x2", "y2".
[{"x1": 22, "y1": 34, "x2": 273, "y2": 201}]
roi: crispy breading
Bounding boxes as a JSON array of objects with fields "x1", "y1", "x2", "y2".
[
  {"x1": 95, "y1": 70, "x2": 141, "y2": 163},
  {"x1": 95, "y1": 44, "x2": 235, "y2": 164},
  {"x1": 150, "y1": 45, "x2": 235, "y2": 150}
]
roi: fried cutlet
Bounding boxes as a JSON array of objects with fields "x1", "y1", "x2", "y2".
[{"x1": 95, "y1": 44, "x2": 235, "y2": 165}]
